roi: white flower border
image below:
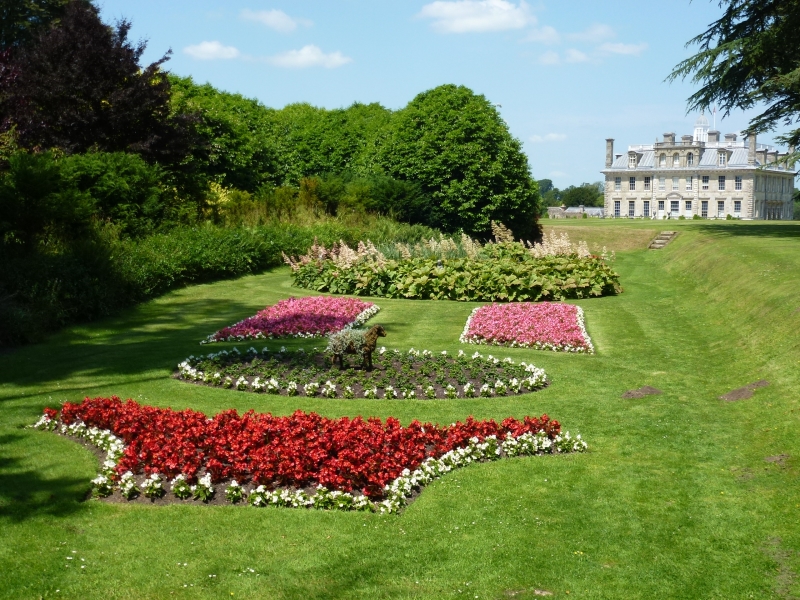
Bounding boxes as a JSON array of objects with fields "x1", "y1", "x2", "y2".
[
  {"x1": 31, "y1": 414, "x2": 586, "y2": 514},
  {"x1": 459, "y1": 304, "x2": 595, "y2": 354},
  {"x1": 200, "y1": 303, "x2": 380, "y2": 344},
  {"x1": 177, "y1": 347, "x2": 548, "y2": 398}
]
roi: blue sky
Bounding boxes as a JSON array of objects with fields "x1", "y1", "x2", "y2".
[{"x1": 96, "y1": 0, "x2": 792, "y2": 188}]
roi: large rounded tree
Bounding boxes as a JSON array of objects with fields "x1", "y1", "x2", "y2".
[{"x1": 379, "y1": 84, "x2": 541, "y2": 241}]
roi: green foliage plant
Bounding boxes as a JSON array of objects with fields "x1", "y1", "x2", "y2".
[{"x1": 286, "y1": 236, "x2": 621, "y2": 302}]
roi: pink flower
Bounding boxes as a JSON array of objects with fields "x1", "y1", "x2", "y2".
[
  {"x1": 461, "y1": 302, "x2": 593, "y2": 353},
  {"x1": 205, "y1": 296, "x2": 377, "y2": 342}
]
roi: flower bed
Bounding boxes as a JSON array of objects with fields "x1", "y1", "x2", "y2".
[
  {"x1": 176, "y1": 346, "x2": 548, "y2": 398},
  {"x1": 460, "y1": 302, "x2": 594, "y2": 353},
  {"x1": 284, "y1": 238, "x2": 621, "y2": 302},
  {"x1": 32, "y1": 398, "x2": 587, "y2": 513},
  {"x1": 201, "y1": 296, "x2": 379, "y2": 344}
]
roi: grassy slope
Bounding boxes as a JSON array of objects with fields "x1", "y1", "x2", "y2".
[{"x1": 1, "y1": 221, "x2": 798, "y2": 600}]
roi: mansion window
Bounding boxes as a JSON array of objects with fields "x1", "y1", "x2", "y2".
[
  {"x1": 629, "y1": 154, "x2": 637, "y2": 168},
  {"x1": 701, "y1": 200, "x2": 709, "y2": 217},
  {"x1": 735, "y1": 176, "x2": 742, "y2": 191},
  {"x1": 658, "y1": 200, "x2": 665, "y2": 211},
  {"x1": 719, "y1": 153, "x2": 726, "y2": 166},
  {"x1": 687, "y1": 152, "x2": 694, "y2": 166},
  {"x1": 614, "y1": 177, "x2": 621, "y2": 191},
  {"x1": 644, "y1": 176, "x2": 651, "y2": 191},
  {"x1": 734, "y1": 200, "x2": 742, "y2": 213},
  {"x1": 628, "y1": 200, "x2": 635, "y2": 217},
  {"x1": 643, "y1": 200, "x2": 650, "y2": 215},
  {"x1": 686, "y1": 176, "x2": 693, "y2": 191},
  {"x1": 659, "y1": 154, "x2": 666, "y2": 167},
  {"x1": 673, "y1": 153, "x2": 680, "y2": 167},
  {"x1": 685, "y1": 200, "x2": 692, "y2": 212},
  {"x1": 702, "y1": 176, "x2": 709, "y2": 190},
  {"x1": 659, "y1": 177, "x2": 666, "y2": 191},
  {"x1": 629, "y1": 177, "x2": 636, "y2": 191},
  {"x1": 672, "y1": 177, "x2": 679, "y2": 190},
  {"x1": 670, "y1": 200, "x2": 679, "y2": 213},
  {"x1": 614, "y1": 200, "x2": 621, "y2": 217},
  {"x1": 718, "y1": 176, "x2": 726, "y2": 191},
  {"x1": 718, "y1": 200, "x2": 725, "y2": 217}
]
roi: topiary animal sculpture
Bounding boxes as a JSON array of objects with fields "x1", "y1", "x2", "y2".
[{"x1": 327, "y1": 325, "x2": 386, "y2": 371}]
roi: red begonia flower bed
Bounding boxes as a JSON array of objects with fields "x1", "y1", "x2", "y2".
[{"x1": 57, "y1": 396, "x2": 561, "y2": 499}]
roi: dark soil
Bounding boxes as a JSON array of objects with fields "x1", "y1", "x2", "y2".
[
  {"x1": 719, "y1": 379, "x2": 769, "y2": 402},
  {"x1": 176, "y1": 349, "x2": 548, "y2": 399},
  {"x1": 621, "y1": 386, "x2": 662, "y2": 399}
]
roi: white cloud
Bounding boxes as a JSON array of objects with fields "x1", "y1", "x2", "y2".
[
  {"x1": 530, "y1": 133, "x2": 567, "y2": 143},
  {"x1": 418, "y1": 0, "x2": 534, "y2": 33},
  {"x1": 538, "y1": 49, "x2": 588, "y2": 65},
  {"x1": 184, "y1": 41, "x2": 240, "y2": 60},
  {"x1": 267, "y1": 45, "x2": 351, "y2": 68},
  {"x1": 240, "y1": 9, "x2": 311, "y2": 33},
  {"x1": 523, "y1": 25, "x2": 560, "y2": 45},
  {"x1": 598, "y1": 42, "x2": 647, "y2": 56},
  {"x1": 538, "y1": 50, "x2": 560, "y2": 65},
  {"x1": 567, "y1": 23, "x2": 615, "y2": 43},
  {"x1": 564, "y1": 48, "x2": 589, "y2": 63}
]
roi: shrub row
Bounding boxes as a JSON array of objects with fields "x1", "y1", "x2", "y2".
[
  {"x1": 291, "y1": 251, "x2": 621, "y2": 302},
  {"x1": 0, "y1": 220, "x2": 434, "y2": 346}
]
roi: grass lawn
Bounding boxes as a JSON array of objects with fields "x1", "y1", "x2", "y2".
[{"x1": 1, "y1": 220, "x2": 799, "y2": 599}]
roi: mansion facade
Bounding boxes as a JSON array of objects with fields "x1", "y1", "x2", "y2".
[{"x1": 602, "y1": 115, "x2": 796, "y2": 220}]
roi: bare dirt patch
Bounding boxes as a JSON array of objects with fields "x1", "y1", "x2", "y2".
[
  {"x1": 719, "y1": 379, "x2": 769, "y2": 401},
  {"x1": 765, "y1": 454, "x2": 791, "y2": 468},
  {"x1": 763, "y1": 537, "x2": 799, "y2": 599},
  {"x1": 542, "y1": 225, "x2": 658, "y2": 252},
  {"x1": 621, "y1": 386, "x2": 662, "y2": 399}
]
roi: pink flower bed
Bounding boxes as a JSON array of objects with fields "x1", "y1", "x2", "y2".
[
  {"x1": 202, "y1": 296, "x2": 379, "y2": 343},
  {"x1": 460, "y1": 302, "x2": 593, "y2": 353}
]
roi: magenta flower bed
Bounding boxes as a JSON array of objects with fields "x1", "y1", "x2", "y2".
[
  {"x1": 202, "y1": 296, "x2": 379, "y2": 343},
  {"x1": 460, "y1": 302, "x2": 593, "y2": 353}
]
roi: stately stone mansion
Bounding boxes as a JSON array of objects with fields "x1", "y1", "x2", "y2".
[{"x1": 602, "y1": 115, "x2": 796, "y2": 220}]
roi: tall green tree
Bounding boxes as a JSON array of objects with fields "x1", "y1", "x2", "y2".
[
  {"x1": 669, "y1": 0, "x2": 800, "y2": 160},
  {"x1": 379, "y1": 84, "x2": 541, "y2": 240}
]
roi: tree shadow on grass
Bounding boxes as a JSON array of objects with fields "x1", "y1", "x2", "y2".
[
  {"x1": 695, "y1": 222, "x2": 800, "y2": 239},
  {"x1": 0, "y1": 433, "x2": 90, "y2": 523},
  {"x1": 0, "y1": 298, "x2": 258, "y2": 389}
]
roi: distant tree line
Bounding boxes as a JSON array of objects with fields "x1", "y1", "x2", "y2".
[{"x1": 536, "y1": 179, "x2": 604, "y2": 212}]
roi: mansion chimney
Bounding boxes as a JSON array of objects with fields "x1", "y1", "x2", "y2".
[
  {"x1": 707, "y1": 130, "x2": 720, "y2": 144},
  {"x1": 756, "y1": 148, "x2": 767, "y2": 165},
  {"x1": 605, "y1": 139, "x2": 614, "y2": 168},
  {"x1": 681, "y1": 135, "x2": 693, "y2": 145},
  {"x1": 724, "y1": 133, "x2": 737, "y2": 144},
  {"x1": 747, "y1": 133, "x2": 757, "y2": 164},
  {"x1": 663, "y1": 132, "x2": 675, "y2": 144}
]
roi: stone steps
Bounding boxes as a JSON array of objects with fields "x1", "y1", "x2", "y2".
[{"x1": 648, "y1": 231, "x2": 678, "y2": 249}]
